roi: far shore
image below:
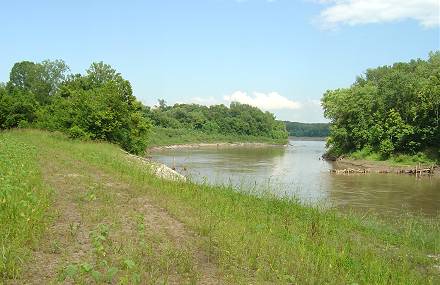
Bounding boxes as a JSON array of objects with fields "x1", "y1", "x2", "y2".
[
  {"x1": 147, "y1": 136, "x2": 329, "y2": 152},
  {"x1": 333, "y1": 157, "x2": 439, "y2": 177},
  {"x1": 289, "y1": 136, "x2": 327, "y2": 141},
  {"x1": 147, "y1": 141, "x2": 287, "y2": 152}
]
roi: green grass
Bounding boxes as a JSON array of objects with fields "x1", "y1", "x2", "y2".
[
  {"x1": 147, "y1": 127, "x2": 288, "y2": 147},
  {"x1": 0, "y1": 131, "x2": 52, "y2": 279},
  {"x1": 2, "y1": 129, "x2": 440, "y2": 284},
  {"x1": 350, "y1": 147, "x2": 438, "y2": 166}
]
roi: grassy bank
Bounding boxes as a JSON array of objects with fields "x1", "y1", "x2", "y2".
[
  {"x1": 349, "y1": 148, "x2": 439, "y2": 167},
  {"x1": 147, "y1": 127, "x2": 288, "y2": 147},
  {"x1": 2, "y1": 129, "x2": 440, "y2": 284}
]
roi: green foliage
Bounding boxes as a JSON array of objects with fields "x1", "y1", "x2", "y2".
[
  {"x1": 38, "y1": 62, "x2": 151, "y2": 154},
  {"x1": 144, "y1": 100, "x2": 288, "y2": 141},
  {"x1": 1, "y1": 60, "x2": 151, "y2": 154},
  {"x1": 322, "y1": 52, "x2": 440, "y2": 160},
  {"x1": 0, "y1": 87, "x2": 38, "y2": 128},
  {"x1": 1, "y1": 59, "x2": 287, "y2": 153},
  {"x1": 284, "y1": 121, "x2": 329, "y2": 137},
  {"x1": 148, "y1": 126, "x2": 287, "y2": 147},
  {"x1": 7, "y1": 60, "x2": 69, "y2": 105},
  {"x1": 351, "y1": 147, "x2": 436, "y2": 166},
  {"x1": 68, "y1": 125, "x2": 91, "y2": 140}
]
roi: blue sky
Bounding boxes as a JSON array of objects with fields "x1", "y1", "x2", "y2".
[{"x1": 1, "y1": 0, "x2": 439, "y2": 122}]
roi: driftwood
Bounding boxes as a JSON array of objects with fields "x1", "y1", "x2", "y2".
[
  {"x1": 330, "y1": 168, "x2": 370, "y2": 174},
  {"x1": 330, "y1": 164, "x2": 436, "y2": 176}
]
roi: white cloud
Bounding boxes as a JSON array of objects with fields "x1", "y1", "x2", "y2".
[
  {"x1": 190, "y1": 96, "x2": 219, "y2": 106},
  {"x1": 317, "y1": 0, "x2": 440, "y2": 28},
  {"x1": 224, "y1": 91, "x2": 301, "y2": 110}
]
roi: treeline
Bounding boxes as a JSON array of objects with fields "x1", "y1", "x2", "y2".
[
  {"x1": 322, "y1": 51, "x2": 440, "y2": 159},
  {"x1": 0, "y1": 60, "x2": 287, "y2": 154},
  {"x1": 143, "y1": 100, "x2": 287, "y2": 139},
  {"x1": 284, "y1": 121, "x2": 329, "y2": 137}
]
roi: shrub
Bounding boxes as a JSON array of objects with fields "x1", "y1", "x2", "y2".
[{"x1": 379, "y1": 139, "x2": 394, "y2": 159}]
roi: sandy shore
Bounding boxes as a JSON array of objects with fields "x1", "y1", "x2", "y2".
[{"x1": 147, "y1": 142, "x2": 287, "y2": 152}]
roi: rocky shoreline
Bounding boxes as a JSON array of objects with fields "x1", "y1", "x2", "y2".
[{"x1": 122, "y1": 150, "x2": 186, "y2": 181}]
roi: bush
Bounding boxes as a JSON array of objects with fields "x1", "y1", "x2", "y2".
[
  {"x1": 379, "y1": 139, "x2": 394, "y2": 159},
  {"x1": 68, "y1": 125, "x2": 91, "y2": 140}
]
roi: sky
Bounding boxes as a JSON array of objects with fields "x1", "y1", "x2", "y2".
[{"x1": 0, "y1": 0, "x2": 439, "y2": 122}]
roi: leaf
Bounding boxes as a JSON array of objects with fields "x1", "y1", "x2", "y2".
[
  {"x1": 80, "y1": 262, "x2": 93, "y2": 273},
  {"x1": 123, "y1": 259, "x2": 136, "y2": 269},
  {"x1": 64, "y1": 264, "x2": 78, "y2": 279}
]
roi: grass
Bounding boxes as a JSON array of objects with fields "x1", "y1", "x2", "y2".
[
  {"x1": 147, "y1": 127, "x2": 288, "y2": 147},
  {"x1": 350, "y1": 147, "x2": 438, "y2": 166},
  {"x1": 2, "y1": 129, "x2": 440, "y2": 284},
  {"x1": 0, "y1": 131, "x2": 52, "y2": 279}
]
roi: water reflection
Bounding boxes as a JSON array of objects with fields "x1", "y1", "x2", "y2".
[{"x1": 151, "y1": 140, "x2": 440, "y2": 217}]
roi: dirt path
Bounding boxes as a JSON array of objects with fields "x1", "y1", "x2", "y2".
[
  {"x1": 130, "y1": 197, "x2": 220, "y2": 284},
  {"x1": 10, "y1": 147, "x2": 222, "y2": 284}
]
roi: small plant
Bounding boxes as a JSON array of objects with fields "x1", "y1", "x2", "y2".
[
  {"x1": 90, "y1": 224, "x2": 111, "y2": 257},
  {"x1": 68, "y1": 222, "x2": 80, "y2": 239}
]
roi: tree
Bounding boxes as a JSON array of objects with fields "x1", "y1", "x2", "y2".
[
  {"x1": 41, "y1": 59, "x2": 70, "y2": 96},
  {"x1": 322, "y1": 52, "x2": 440, "y2": 158},
  {"x1": 7, "y1": 60, "x2": 70, "y2": 105},
  {"x1": 36, "y1": 62, "x2": 151, "y2": 154}
]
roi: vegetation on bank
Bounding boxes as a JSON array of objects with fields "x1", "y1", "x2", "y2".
[
  {"x1": 143, "y1": 100, "x2": 288, "y2": 144},
  {"x1": 322, "y1": 52, "x2": 440, "y2": 163},
  {"x1": 2, "y1": 129, "x2": 439, "y2": 284},
  {"x1": 0, "y1": 60, "x2": 288, "y2": 155},
  {"x1": 147, "y1": 127, "x2": 288, "y2": 147},
  {"x1": 284, "y1": 121, "x2": 329, "y2": 137},
  {"x1": 350, "y1": 147, "x2": 438, "y2": 166}
]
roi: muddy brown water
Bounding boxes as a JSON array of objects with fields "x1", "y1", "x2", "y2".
[{"x1": 151, "y1": 139, "x2": 440, "y2": 217}]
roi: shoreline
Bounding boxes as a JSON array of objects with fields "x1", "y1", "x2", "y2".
[
  {"x1": 122, "y1": 149, "x2": 186, "y2": 181},
  {"x1": 147, "y1": 141, "x2": 287, "y2": 152},
  {"x1": 333, "y1": 158, "x2": 439, "y2": 177}
]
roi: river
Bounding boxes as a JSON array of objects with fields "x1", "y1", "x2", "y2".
[{"x1": 151, "y1": 139, "x2": 440, "y2": 217}]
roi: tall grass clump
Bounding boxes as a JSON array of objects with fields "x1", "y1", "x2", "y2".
[{"x1": 0, "y1": 131, "x2": 51, "y2": 279}]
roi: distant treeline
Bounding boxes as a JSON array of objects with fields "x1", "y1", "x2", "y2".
[
  {"x1": 322, "y1": 51, "x2": 440, "y2": 159},
  {"x1": 0, "y1": 60, "x2": 288, "y2": 154},
  {"x1": 284, "y1": 121, "x2": 329, "y2": 137},
  {"x1": 143, "y1": 100, "x2": 287, "y2": 140}
]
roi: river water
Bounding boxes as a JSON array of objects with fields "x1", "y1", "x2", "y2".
[{"x1": 151, "y1": 139, "x2": 440, "y2": 217}]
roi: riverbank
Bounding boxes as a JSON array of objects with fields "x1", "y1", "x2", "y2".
[
  {"x1": 333, "y1": 158, "x2": 439, "y2": 177},
  {"x1": 122, "y1": 149, "x2": 186, "y2": 181},
  {"x1": 148, "y1": 141, "x2": 286, "y2": 152},
  {"x1": 146, "y1": 127, "x2": 288, "y2": 148},
  {"x1": 289, "y1": 136, "x2": 327, "y2": 141},
  {"x1": 2, "y1": 129, "x2": 439, "y2": 284}
]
